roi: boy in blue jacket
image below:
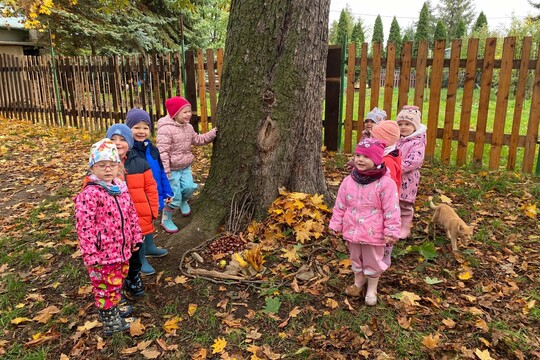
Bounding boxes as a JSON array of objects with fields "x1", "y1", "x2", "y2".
[{"x1": 126, "y1": 108, "x2": 174, "y2": 275}]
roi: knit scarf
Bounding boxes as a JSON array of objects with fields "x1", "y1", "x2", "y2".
[
  {"x1": 88, "y1": 175, "x2": 122, "y2": 196},
  {"x1": 351, "y1": 164, "x2": 386, "y2": 185}
]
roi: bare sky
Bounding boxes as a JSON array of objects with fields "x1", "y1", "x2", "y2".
[{"x1": 329, "y1": 0, "x2": 535, "y2": 38}]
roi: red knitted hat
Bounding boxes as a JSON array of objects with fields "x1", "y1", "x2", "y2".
[
  {"x1": 165, "y1": 96, "x2": 191, "y2": 118},
  {"x1": 355, "y1": 138, "x2": 385, "y2": 166},
  {"x1": 370, "y1": 120, "x2": 400, "y2": 147}
]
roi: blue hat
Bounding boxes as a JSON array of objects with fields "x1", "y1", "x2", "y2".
[
  {"x1": 126, "y1": 108, "x2": 152, "y2": 130},
  {"x1": 106, "y1": 124, "x2": 134, "y2": 149}
]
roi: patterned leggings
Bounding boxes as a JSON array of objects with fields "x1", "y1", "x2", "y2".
[{"x1": 87, "y1": 262, "x2": 129, "y2": 310}]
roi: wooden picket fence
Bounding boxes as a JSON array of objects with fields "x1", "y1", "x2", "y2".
[
  {"x1": 332, "y1": 37, "x2": 540, "y2": 173},
  {"x1": 0, "y1": 38, "x2": 539, "y2": 173}
]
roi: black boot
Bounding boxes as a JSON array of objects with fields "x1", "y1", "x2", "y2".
[
  {"x1": 124, "y1": 273, "x2": 144, "y2": 298},
  {"x1": 98, "y1": 307, "x2": 130, "y2": 337}
]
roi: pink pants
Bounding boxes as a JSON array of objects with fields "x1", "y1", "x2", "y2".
[
  {"x1": 87, "y1": 262, "x2": 129, "y2": 310},
  {"x1": 346, "y1": 242, "x2": 388, "y2": 277},
  {"x1": 399, "y1": 200, "x2": 414, "y2": 239}
]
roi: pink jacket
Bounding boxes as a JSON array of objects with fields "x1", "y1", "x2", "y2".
[
  {"x1": 74, "y1": 179, "x2": 142, "y2": 267},
  {"x1": 329, "y1": 171, "x2": 401, "y2": 245},
  {"x1": 156, "y1": 115, "x2": 217, "y2": 174},
  {"x1": 396, "y1": 124, "x2": 427, "y2": 204}
]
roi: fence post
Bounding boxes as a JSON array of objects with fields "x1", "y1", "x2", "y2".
[{"x1": 324, "y1": 46, "x2": 342, "y2": 152}]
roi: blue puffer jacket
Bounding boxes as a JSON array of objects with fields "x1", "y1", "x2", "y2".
[{"x1": 132, "y1": 139, "x2": 174, "y2": 211}]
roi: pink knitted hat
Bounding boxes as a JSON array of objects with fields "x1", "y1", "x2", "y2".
[
  {"x1": 165, "y1": 96, "x2": 191, "y2": 118},
  {"x1": 396, "y1": 105, "x2": 422, "y2": 131},
  {"x1": 370, "y1": 120, "x2": 400, "y2": 147},
  {"x1": 355, "y1": 138, "x2": 385, "y2": 166}
]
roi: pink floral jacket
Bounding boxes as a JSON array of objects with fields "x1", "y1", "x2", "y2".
[
  {"x1": 396, "y1": 124, "x2": 427, "y2": 204},
  {"x1": 329, "y1": 171, "x2": 401, "y2": 245},
  {"x1": 156, "y1": 115, "x2": 217, "y2": 174},
  {"x1": 74, "y1": 179, "x2": 142, "y2": 267}
]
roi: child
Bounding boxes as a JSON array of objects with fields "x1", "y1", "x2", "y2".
[
  {"x1": 363, "y1": 107, "x2": 387, "y2": 135},
  {"x1": 395, "y1": 105, "x2": 427, "y2": 239},
  {"x1": 74, "y1": 139, "x2": 142, "y2": 336},
  {"x1": 369, "y1": 120, "x2": 402, "y2": 266},
  {"x1": 126, "y1": 108, "x2": 172, "y2": 274},
  {"x1": 329, "y1": 138, "x2": 401, "y2": 306},
  {"x1": 156, "y1": 96, "x2": 217, "y2": 219},
  {"x1": 106, "y1": 124, "x2": 159, "y2": 281}
]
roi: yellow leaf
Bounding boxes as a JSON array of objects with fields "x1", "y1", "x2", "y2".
[
  {"x1": 244, "y1": 245, "x2": 265, "y2": 272},
  {"x1": 458, "y1": 271, "x2": 473, "y2": 280},
  {"x1": 174, "y1": 275, "x2": 188, "y2": 284},
  {"x1": 129, "y1": 318, "x2": 145, "y2": 336},
  {"x1": 188, "y1": 303, "x2": 198, "y2": 317},
  {"x1": 474, "y1": 348, "x2": 494, "y2": 360},
  {"x1": 211, "y1": 337, "x2": 227, "y2": 354},
  {"x1": 422, "y1": 333, "x2": 440, "y2": 349},
  {"x1": 323, "y1": 298, "x2": 339, "y2": 309},
  {"x1": 11, "y1": 317, "x2": 32, "y2": 325},
  {"x1": 191, "y1": 348, "x2": 208, "y2": 360},
  {"x1": 163, "y1": 316, "x2": 182, "y2": 333},
  {"x1": 400, "y1": 291, "x2": 421, "y2": 306},
  {"x1": 475, "y1": 319, "x2": 488, "y2": 333},
  {"x1": 232, "y1": 253, "x2": 249, "y2": 268},
  {"x1": 440, "y1": 195, "x2": 452, "y2": 204},
  {"x1": 338, "y1": 259, "x2": 351, "y2": 268},
  {"x1": 289, "y1": 307, "x2": 301, "y2": 317},
  {"x1": 521, "y1": 203, "x2": 537, "y2": 218},
  {"x1": 442, "y1": 318, "x2": 456, "y2": 328},
  {"x1": 280, "y1": 247, "x2": 299, "y2": 262}
]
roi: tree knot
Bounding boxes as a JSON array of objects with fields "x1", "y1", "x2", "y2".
[{"x1": 257, "y1": 116, "x2": 278, "y2": 152}]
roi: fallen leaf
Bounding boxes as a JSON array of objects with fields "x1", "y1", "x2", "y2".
[
  {"x1": 211, "y1": 337, "x2": 227, "y2": 354},
  {"x1": 141, "y1": 347, "x2": 161, "y2": 359},
  {"x1": 474, "y1": 348, "x2": 494, "y2": 360},
  {"x1": 422, "y1": 333, "x2": 440, "y2": 349},
  {"x1": 11, "y1": 317, "x2": 32, "y2": 325},
  {"x1": 442, "y1": 318, "x2": 456, "y2": 328},
  {"x1": 458, "y1": 271, "x2": 473, "y2": 280},
  {"x1": 33, "y1": 305, "x2": 60, "y2": 324},
  {"x1": 129, "y1": 318, "x2": 146, "y2": 336},
  {"x1": 163, "y1": 316, "x2": 182, "y2": 333},
  {"x1": 188, "y1": 303, "x2": 198, "y2": 317}
]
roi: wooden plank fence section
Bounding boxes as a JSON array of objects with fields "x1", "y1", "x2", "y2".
[
  {"x1": 508, "y1": 37, "x2": 532, "y2": 170},
  {"x1": 425, "y1": 40, "x2": 446, "y2": 159},
  {"x1": 456, "y1": 38, "x2": 479, "y2": 166},
  {"x1": 473, "y1": 38, "x2": 497, "y2": 165},
  {"x1": 490, "y1": 37, "x2": 515, "y2": 169},
  {"x1": 0, "y1": 37, "x2": 539, "y2": 173},
  {"x1": 344, "y1": 43, "x2": 356, "y2": 153},
  {"x1": 441, "y1": 40, "x2": 461, "y2": 164}
]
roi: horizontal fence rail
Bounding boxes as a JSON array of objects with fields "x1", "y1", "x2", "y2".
[{"x1": 0, "y1": 38, "x2": 539, "y2": 173}]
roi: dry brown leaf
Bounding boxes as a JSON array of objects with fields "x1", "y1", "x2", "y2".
[
  {"x1": 130, "y1": 318, "x2": 146, "y2": 337},
  {"x1": 33, "y1": 305, "x2": 60, "y2": 324},
  {"x1": 141, "y1": 347, "x2": 161, "y2": 359},
  {"x1": 422, "y1": 333, "x2": 440, "y2": 349}
]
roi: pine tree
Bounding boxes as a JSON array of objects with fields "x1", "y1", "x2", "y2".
[
  {"x1": 336, "y1": 7, "x2": 354, "y2": 46},
  {"x1": 472, "y1": 11, "x2": 488, "y2": 32},
  {"x1": 436, "y1": 0, "x2": 475, "y2": 41},
  {"x1": 351, "y1": 20, "x2": 365, "y2": 47},
  {"x1": 456, "y1": 19, "x2": 467, "y2": 38},
  {"x1": 414, "y1": 2, "x2": 431, "y2": 56},
  {"x1": 388, "y1": 17, "x2": 402, "y2": 57},
  {"x1": 372, "y1": 15, "x2": 384, "y2": 43},
  {"x1": 434, "y1": 19, "x2": 447, "y2": 41}
]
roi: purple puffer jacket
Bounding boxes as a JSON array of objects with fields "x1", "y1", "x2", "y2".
[
  {"x1": 329, "y1": 171, "x2": 401, "y2": 245},
  {"x1": 74, "y1": 179, "x2": 142, "y2": 267},
  {"x1": 156, "y1": 115, "x2": 217, "y2": 174},
  {"x1": 396, "y1": 124, "x2": 427, "y2": 204}
]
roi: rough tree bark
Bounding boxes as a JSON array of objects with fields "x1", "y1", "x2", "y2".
[{"x1": 166, "y1": 0, "x2": 332, "y2": 255}]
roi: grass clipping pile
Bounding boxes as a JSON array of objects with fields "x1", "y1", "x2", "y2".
[{"x1": 180, "y1": 187, "x2": 334, "y2": 284}]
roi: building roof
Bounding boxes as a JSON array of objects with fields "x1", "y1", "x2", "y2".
[{"x1": 0, "y1": 17, "x2": 26, "y2": 30}]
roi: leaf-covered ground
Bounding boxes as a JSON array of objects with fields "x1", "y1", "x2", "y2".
[{"x1": 0, "y1": 117, "x2": 539, "y2": 360}]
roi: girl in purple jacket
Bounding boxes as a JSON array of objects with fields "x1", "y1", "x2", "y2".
[
  {"x1": 74, "y1": 139, "x2": 142, "y2": 336},
  {"x1": 395, "y1": 105, "x2": 427, "y2": 239},
  {"x1": 330, "y1": 138, "x2": 401, "y2": 306}
]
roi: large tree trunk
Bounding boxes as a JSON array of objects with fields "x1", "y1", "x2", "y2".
[{"x1": 166, "y1": 0, "x2": 331, "y2": 254}]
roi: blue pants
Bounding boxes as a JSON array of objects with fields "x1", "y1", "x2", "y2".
[{"x1": 168, "y1": 167, "x2": 198, "y2": 209}]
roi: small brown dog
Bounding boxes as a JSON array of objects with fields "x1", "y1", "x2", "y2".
[{"x1": 429, "y1": 197, "x2": 473, "y2": 251}]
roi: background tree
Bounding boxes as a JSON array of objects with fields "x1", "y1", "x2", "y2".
[
  {"x1": 414, "y1": 2, "x2": 432, "y2": 56},
  {"x1": 387, "y1": 16, "x2": 402, "y2": 57},
  {"x1": 372, "y1": 15, "x2": 384, "y2": 44},
  {"x1": 350, "y1": 19, "x2": 365, "y2": 48},
  {"x1": 436, "y1": 0, "x2": 475, "y2": 41},
  {"x1": 472, "y1": 11, "x2": 488, "y2": 32},
  {"x1": 434, "y1": 19, "x2": 447, "y2": 41},
  {"x1": 456, "y1": 19, "x2": 467, "y2": 38},
  {"x1": 166, "y1": 0, "x2": 332, "y2": 251},
  {"x1": 329, "y1": 6, "x2": 354, "y2": 45}
]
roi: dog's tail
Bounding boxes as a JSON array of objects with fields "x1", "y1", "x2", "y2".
[{"x1": 428, "y1": 196, "x2": 437, "y2": 210}]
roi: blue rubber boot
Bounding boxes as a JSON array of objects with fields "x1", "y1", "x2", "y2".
[
  {"x1": 180, "y1": 200, "x2": 191, "y2": 217},
  {"x1": 139, "y1": 238, "x2": 156, "y2": 275},
  {"x1": 144, "y1": 234, "x2": 168, "y2": 258},
  {"x1": 161, "y1": 206, "x2": 179, "y2": 233}
]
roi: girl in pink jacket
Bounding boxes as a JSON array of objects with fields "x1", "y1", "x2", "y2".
[
  {"x1": 156, "y1": 96, "x2": 217, "y2": 228},
  {"x1": 330, "y1": 138, "x2": 401, "y2": 306},
  {"x1": 395, "y1": 105, "x2": 427, "y2": 239},
  {"x1": 74, "y1": 139, "x2": 142, "y2": 336}
]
